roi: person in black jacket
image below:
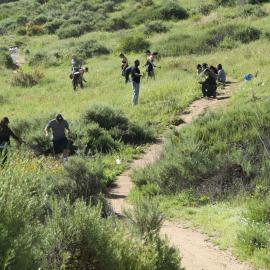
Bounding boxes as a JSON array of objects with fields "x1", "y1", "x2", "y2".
[
  {"x1": 199, "y1": 69, "x2": 217, "y2": 98},
  {"x1": 0, "y1": 117, "x2": 22, "y2": 163}
]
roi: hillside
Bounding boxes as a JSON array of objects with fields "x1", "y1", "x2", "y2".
[{"x1": 0, "y1": 0, "x2": 270, "y2": 269}]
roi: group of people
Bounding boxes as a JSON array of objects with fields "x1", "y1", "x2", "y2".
[
  {"x1": 197, "y1": 63, "x2": 226, "y2": 98},
  {"x1": 70, "y1": 55, "x2": 88, "y2": 90},
  {"x1": 119, "y1": 50, "x2": 159, "y2": 106},
  {"x1": 0, "y1": 114, "x2": 71, "y2": 164}
]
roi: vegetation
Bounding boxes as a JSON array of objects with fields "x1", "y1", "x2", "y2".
[{"x1": 1, "y1": 0, "x2": 270, "y2": 269}]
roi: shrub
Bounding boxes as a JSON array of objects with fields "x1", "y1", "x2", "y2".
[
  {"x1": 158, "y1": 1, "x2": 188, "y2": 20},
  {"x1": 42, "y1": 201, "x2": 159, "y2": 270},
  {"x1": 238, "y1": 4, "x2": 266, "y2": 17},
  {"x1": 33, "y1": 15, "x2": 48, "y2": 25},
  {"x1": 11, "y1": 69, "x2": 44, "y2": 87},
  {"x1": 119, "y1": 123, "x2": 155, "y2": 145},
  {"x1": 27, "y1": 132, "x2": 52, "y2": 155},
  {"x1": 83, "y1": 124, "x2": 119, "y2": 154},
  {"x1": 125, "y1": 198, "x2": 164, "y2": 239},
  {"x1": 120, "y1": 35, "x2": 150, "y2": 53},
  {"x1": 237, "y1": 223, "x2": 270, "y2": 255},
  {"x1": 45, "y1": 19, "x2": 64, "y2": 34},
  {"x1": 57, "y1": 24, "x2": 83, "y2": 39},
  {"x1": 245, "y1": 197, "x2": 270, "y2": 223},
  {"x1": 27, "y1": 23, "x2": 44, "y2": 36},
  {"x1": 16, "y1": 16, "x2": 28, "y2": 26},
  {"x1": 75, "y1": 40, "x2": 110, "y2": 59},
  {"x1": 106, "y1": 17, "x2": 130, "y2": 31},
  {"x1": 156, "y1": 24, "x2": 261, "y2": 56},
  {"x1": 83, "y1": 104, "x2": 129, "y2": 130},
  {"x1": 63, "y1": 157, "x2": 104, "y2": 203},
  {"x1": 0, "y1": 48, "x2": 14, "y2": 69},
  {"x1": 29, "y1": 52, "x2": 61, "y2": 67},
  {"x1": 144, "y1": 20, "x2": 168, "y2": 35}
]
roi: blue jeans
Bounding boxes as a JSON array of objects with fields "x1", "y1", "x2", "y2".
[{"x1": 132, "y1": 81, "x2": 140, "y2": 105}]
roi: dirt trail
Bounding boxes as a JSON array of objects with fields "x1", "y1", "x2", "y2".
[{"x1": 108, "y1": 82, "x2": 255, "y2": 270}]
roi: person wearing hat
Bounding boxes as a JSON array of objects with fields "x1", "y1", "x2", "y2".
[
  {"x1": 0, "y1": 117, "x2": 23, "y2": 163},
  {"x1": 45, "y1": 114, "x2": 70, "y2": 156}
]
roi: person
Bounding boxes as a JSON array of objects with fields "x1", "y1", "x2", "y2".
[
  {"x1": 119, "y1": 53, "x2": 129, "y2": 77},
  {"x1": 79, "y1": 67, "x2": 89, "y2": 86},
  {"x1": 217, "y1": 64, "x2": 226, "y2": 84},
  {"x1": 199, "y1": 69, "x2": 217, "y2": 98},
  {"x1": 44, "y1": 114, "x2": 70, "y2": 158},
  {"x1": 0, "y1": 117, "x2": 22, "y2": 164},
  {"x1": 196, "y1": 64, "x2": 203, "y2": 75},
  {"x1": 130, "y1": 60, "x2": 143, "y2": 106},
  {"x1": 71, "y1": 55, "x2": 80, "y2": 72},
  {"x1": 145, "y1": 57, "x2": 156, "y2": 79},
  {"x1": 209, "y1": 66, "x2": 218, "y2": 80}
]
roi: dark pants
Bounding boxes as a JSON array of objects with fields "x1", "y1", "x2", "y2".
[
  {"x1": 0, "y1": 141, "x2": 9, "y2": 164},
  {"x1": 53, "y1": 137, "x2": 68, "y2": 154},
  {"x1": 202, "y1": 83, "x2": 217, "y2": 98}
]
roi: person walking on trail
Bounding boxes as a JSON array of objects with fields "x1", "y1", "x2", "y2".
[
  {"x1": 44, "y1": 114, "x2": 70, "y2": 158},
  {"x1": 0, "y1": 117, "x2": 23, "y2": 164},
  {"x1": 131, "y1": 60, "x2": 143, "y2": 106},
  {"x1": 217, "y1": 64, "x2": 226, "y2": 84}
]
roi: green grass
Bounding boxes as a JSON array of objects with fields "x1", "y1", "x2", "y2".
[{"x1": 1, "y1": 0, "x2": 270, "y2": 269}]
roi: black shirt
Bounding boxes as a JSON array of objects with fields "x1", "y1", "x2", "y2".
[
  {"x1": 131, "y1": 66, "x2": 141, "y2": 83},
  {"x1": 0, "y1": 124, "x2": 19, "y2": 144}
]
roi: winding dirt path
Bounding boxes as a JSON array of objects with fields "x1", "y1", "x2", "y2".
[{"x1": 108, "y1": 82, "x2": 255, "y2": 270}]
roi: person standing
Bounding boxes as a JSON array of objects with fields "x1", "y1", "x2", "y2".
[
  {"x1": 130, "y1": 60, "x2": 143, "y2": 106},
  {"x1": 119, "y1": 53, "x2": 129, "y2": 77},
  {"x1": 44, "y1": 114, "x2": 70, "y2": 158},
  {"x1": 0, "y1": 117, "x2": 23, "y2": 164}
]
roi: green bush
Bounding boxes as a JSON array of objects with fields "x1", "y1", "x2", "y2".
[
  {"x1": 11, "y1": 69, "x2": 44, "y2": 87},
  {"x1": 144, "y1": 20, "x2": 168, "y2": 35},
  {"x1": 0, "y1": 47, "x2": 14, "y2": 69},
  {"x1": 27, "y1": 132, "x2": 52, "y2": 155},
  {"x1": 33, "y1": 15, "x2": 48, "y2": 25},
  {"x1": 158, "y1": 1, "x2": 188, "y2": 20},
  {"x1": 120, "y1": 35, "x2": 150, "y2": 53},
  {"x1": 41, "y1": 201, "x2": 159, "y2": 270},
  {"x1": 106, "y1": 17, "x2": 130, "y2": 31},
  {"x1": 16, "y1": 16, "x2": 28, "y2": 26},
  {"x1": 83, "y1": 104, "x2": 129, "y2": 130},
  {"x1": 75, "y1": 40, "x2": 110, "y2": 59},
  {"x1": 156, "y1": 24, "x2": 261, "y2": 56},
  {"x1": 63, "y1": 157, "x2": 104, "y2": 203},
  {"x1": 83, "y1": 124, "x2": 119, "y2": 154},
  {"x1": 125, "y1": 198, "x2": 163, "y2": 239},
  {"x1": 237, "y1": 223, "x2": 270, "y2": 255},
  {"x1": 57, "y1": 24, "x2": 83, "y2": 39},
  {"x1": 45, "y1": 19, "x2": 63, "y2": 34},
  {"x1": 245, "y1": 197, "x2": 270, "y2": 223}
]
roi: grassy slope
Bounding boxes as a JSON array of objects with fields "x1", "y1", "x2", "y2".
[{"x1": 1, "y1": 0, "x2": 270, "y2": 269}]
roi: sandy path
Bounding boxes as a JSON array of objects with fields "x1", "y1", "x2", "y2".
[{"x1": 108, "y1": 82, "x2": 255, "y2": 270}]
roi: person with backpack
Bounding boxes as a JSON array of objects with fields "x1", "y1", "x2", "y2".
[
  {"x1": 0, "y1": 117, "x2": 23, "y2": 164},
  {"x1": 44, "y1": 114, "x2": 70, "y2": 159},
  {"x1": 199, "y1": 68, "x2": 217, "y2": 98},
  {"x1": 130, "y1": 60, "x2": 143, "y2": 106}
]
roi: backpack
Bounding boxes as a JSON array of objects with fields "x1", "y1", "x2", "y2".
[{"x1": 124, "y1": 66, "x2": 132, "y2": 83}]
